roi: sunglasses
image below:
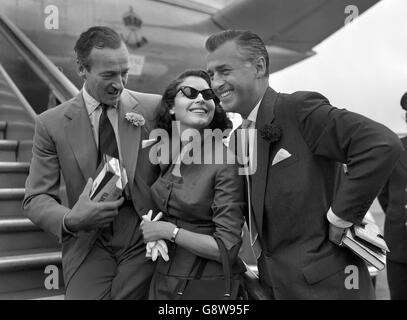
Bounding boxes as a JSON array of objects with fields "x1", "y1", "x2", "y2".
[{"x1": 177, "y1": 86, "x2": 216, "y2": 101}]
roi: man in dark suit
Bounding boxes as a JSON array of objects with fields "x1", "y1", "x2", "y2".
[
  {"x1": 23, "y1": 26, "x2": 161, "y2": 299},
  {"x1": 205, "y1": 30, "x2": 403, "y2": 299},
  {"x1": 377, "y1": 92, "x2": 407, "y2": 300}
]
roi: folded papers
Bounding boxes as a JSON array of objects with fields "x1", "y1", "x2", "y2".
[
  {"x1": 340, "y1": 220, "x2": 389, "y2": 271},
  {"x1": 90, "y1": 154, "x2": 128, "y2": 202}
]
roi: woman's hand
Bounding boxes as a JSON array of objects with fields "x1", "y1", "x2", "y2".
[{"x1": 141, "y1": 221, "x2": 176, "y2": 242}]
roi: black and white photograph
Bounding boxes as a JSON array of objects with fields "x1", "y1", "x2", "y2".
[{"x1": 0, "y1": 0, "x2": 406, "y2": 307}]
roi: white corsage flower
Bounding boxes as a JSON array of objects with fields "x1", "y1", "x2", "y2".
[{"x1": 125, "y1": 112, "x2": 145, "y2": 126}]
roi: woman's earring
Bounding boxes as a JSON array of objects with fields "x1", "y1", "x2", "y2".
[{"x1": 169, "y1": 109, "x2": 175, "y2": 115}]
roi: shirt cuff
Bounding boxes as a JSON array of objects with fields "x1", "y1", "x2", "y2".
[
  {"x1": 62, "y1": 211, "x2": 77, "y2": 237},
  {"x1": 327, "y1": 208, "x2": 353, "y2": 228}
]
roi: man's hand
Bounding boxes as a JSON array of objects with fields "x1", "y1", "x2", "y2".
[
  {"x1": 64, "y1": 178, "x2": 124, "y2": 232},
  {"x1": 328, "y1": 223, "x2": 348, "y2": 245}
]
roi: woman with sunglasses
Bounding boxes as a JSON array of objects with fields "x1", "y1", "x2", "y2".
[{"x1": 140, "y1": 69, "x2": 247, "y2": 299}]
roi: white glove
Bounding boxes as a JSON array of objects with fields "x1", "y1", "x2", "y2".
[{"x1": 142, "y1": 210, "x2": 169, "y2": 262}]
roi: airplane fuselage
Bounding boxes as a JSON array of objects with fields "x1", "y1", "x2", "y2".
[{"x1": 0, "y1": 0, "x2": 214, "y2": 111}]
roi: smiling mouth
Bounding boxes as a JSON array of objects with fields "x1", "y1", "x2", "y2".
[
  {"x1": 219, "y1": 90, "x2": 233, "y2": 99},
  {"x1": 189, "y1": 107, "x2": 208, "y2": 114},
  {"x1": 108, "y1": 88, "x2": 120, "y2": 96}
]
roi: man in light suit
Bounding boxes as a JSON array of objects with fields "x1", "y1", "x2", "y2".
[
  {"x1": 23, "y1": 26, "x2": 161, "y2": 299},
  {"x1": 205, "y1": 30, "x2": 403, "y2": 299}
]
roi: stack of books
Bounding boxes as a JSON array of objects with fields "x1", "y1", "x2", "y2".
[{"x1": 340, "y1": 220, "x2": 389, "y2": 271}]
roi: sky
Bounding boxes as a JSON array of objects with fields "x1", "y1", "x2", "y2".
[{"x1": 269, "y1": 0, "x2": 407, "y2": 135}]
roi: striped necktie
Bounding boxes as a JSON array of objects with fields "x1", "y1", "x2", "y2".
[{"x1": 98, "y1": 104, "x2": 119, "y2": 166}]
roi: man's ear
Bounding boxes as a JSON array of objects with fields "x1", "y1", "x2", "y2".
[
  {"x1": 253, "y1": 56, "x2": 267, "y2": 79},
  {"x1": 76, "y1": 62, "x2": 86, "y2": 79}
]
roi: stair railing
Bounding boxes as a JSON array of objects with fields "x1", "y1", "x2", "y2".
[{"x1": 0, "y1": 13, "x2": 79, "y2": 108}]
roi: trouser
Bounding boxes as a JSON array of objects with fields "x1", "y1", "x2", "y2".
[
  {"x1": 65, "y1": 202, "x2": 155, "y2": 300},
  {"x1": 387, "y1": 259, "x2": 407, "y2": 300}
]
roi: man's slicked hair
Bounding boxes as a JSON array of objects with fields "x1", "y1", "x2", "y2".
[
  {"x1": 205, "y1": 29, "x2": 269, "y2": 76},
  {"x1": 74, "y1": 26, "x2": 123, "y2": 70}
]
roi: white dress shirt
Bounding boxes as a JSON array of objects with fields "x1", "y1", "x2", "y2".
[{"x1": 82, "y1": 85, "x2": 123, "y2": 161}]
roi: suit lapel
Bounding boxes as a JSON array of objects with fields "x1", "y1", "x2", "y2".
[
  {"x1": 118, "y1": 90, "x2": 141, "y2": 191},
  {"x1": 251, "y1": 87, "x2": 279, "y2": 233},
  {"x1": 64, "y1": 93, "x2": 98, "y2": 180}
]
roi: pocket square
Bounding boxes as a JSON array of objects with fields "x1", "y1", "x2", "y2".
[
  {"x1": 272, "y1": 148, "x2": 291, "y2": 166},
  {"x1": 142, "y1": 138, "x2": 158, "y2": 149}
]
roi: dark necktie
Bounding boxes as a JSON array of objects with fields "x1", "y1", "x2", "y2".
[
  {"x1": 98, "y1": 104, "x2": 119, "y2": 166},
  {"x1": 241, "y1": 119, "x2": 262, "y2": 259}
]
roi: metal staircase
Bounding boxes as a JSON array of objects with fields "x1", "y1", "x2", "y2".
[
  {"x1": 0, "y1": 12, "x2": 79, "y2": 299},
  {"x1": 0, "y1": 64, "x2": 64, "y2": 299}
]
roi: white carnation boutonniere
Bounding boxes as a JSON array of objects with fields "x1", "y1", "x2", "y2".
[{"x1": 125, "y1": 112, "x2": 145, "y2": 127}]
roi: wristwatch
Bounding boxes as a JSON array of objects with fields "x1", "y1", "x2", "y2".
[{"x1": 170, "y1": 226, "x2": 180, "y2": 243}]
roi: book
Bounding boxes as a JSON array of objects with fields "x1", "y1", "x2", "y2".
[
  {"x1": 340, "y1": 219, "x2": 389, "y2": 271},
  {"x1": 354, "y1": 221, "x2": 389, "y2": 252},
  {"x1": 90, "y1": 154, "x2": 128, "y2": 202},
  {"x1": 341, "y1": 227, "x2": 387, "y2": 271}
]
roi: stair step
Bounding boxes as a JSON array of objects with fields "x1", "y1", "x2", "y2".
[
  {"x1": 0, "y1": 217, "x2": 36, "y2": 232},
  {"x1": 0, "y1": 249, "x2": 63, "y2": 294},
  {"x1": 0, "y1": 104, "x2": 31, "y2": 122},
  {"x1": 0, "y1": 121, "x2": 34, "y2": 140},
  {"x1": 0, "y1": 287, "x2": 65, "y2": 300},
  {"x1": 0, "y1": 89, "x2": 21, "y2": 107},
  {"x1": 0, "y1": 187, "x2": 67, "y2": 217},
  {"x1": 0, "y1": 162, "x2": 29, "y2": 188},
  {"x1": 0, "y1": 249, "x2": 61, "y2": 272},
  {"x1": 0, "y1": 140, "x2": 33, "y2": 162},
  {"x1": 0, "y1": 188, "x2": 25, "y2": 199},
  {"x1": 0, "y1": 188, "x2": 25, "y2": 217},
  {"x1": 0, "y1": 162, "x2": 30, "y2": 172},
  {"x1": 0, "y1": 140, "x2": 18, "y2": 150},
  {"x1": 0, "y1": 140, "x2": 18, "y2": 161},
  {"x1": 0, "y1": 217, "x2": 59, "y2": 252},
  {"x1": 0, "y1": 88, "x2": 17, "y2": 99}
]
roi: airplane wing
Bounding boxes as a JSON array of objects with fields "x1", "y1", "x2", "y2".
[
  {"x1": 211, "y1": 0, "x2": 381, "y2": 53},
  {"x1": 189, "y1": 0, "x2": 381, "y2": 72},
  {"x1": 148, "y1": 0, "x2": 229, "y2": 15}
]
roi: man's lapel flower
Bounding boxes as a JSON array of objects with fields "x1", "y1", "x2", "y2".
[
  {"x1": 259, "y1": 122, "x2": 282, "y2": 143},
  {"x1": 125, "y1": 112, "x2": 145, "y2": 127}
]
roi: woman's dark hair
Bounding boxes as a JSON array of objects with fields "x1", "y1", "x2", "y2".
[{"x1": 156, "y1": 69, "x2": 232, "y2": 133}]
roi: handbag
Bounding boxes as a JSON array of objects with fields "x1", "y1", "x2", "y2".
[{"x1": 173, "y1": 237, "x2": 245, "y2": 300}]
